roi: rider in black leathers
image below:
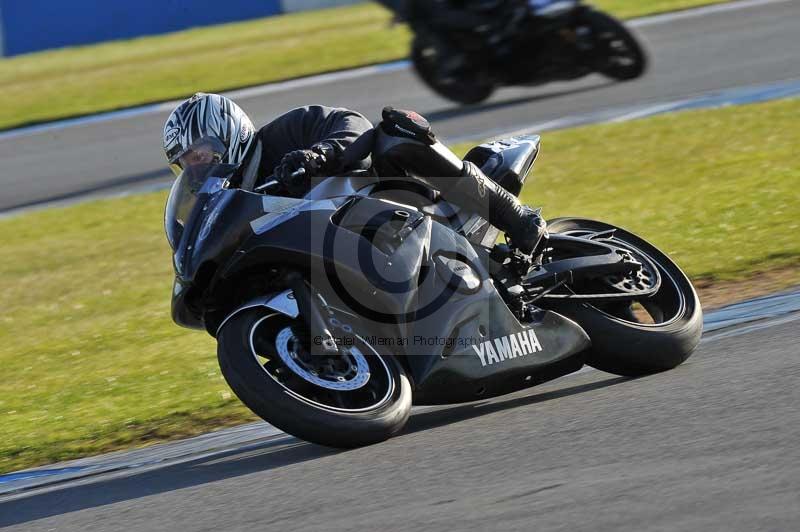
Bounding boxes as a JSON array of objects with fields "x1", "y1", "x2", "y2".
[
  {"x1": 232, "y1": 104, "x2": 375, "y2": 193},
  {"x1": 162, "y1": 94, "x2": 545, "y2": 255}
]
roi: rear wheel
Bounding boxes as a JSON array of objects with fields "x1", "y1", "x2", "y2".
[
  {"x1": 541, "y1": 218, "x2": 702, "y2": 376},
  {"x1": 412, "y1": 35, "x2": 495, "y2": 105},
  {"x1": 218, "y1": 308, "x2": 412, "y2": 447}
]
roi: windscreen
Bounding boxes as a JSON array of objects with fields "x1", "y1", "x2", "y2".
[{"x1": 164, "y1": 163, "x2": 238, "y2": 250}]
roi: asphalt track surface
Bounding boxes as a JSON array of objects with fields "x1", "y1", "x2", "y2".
[
  {"x1": 1, "y1": 313, "x2": 798, "y2": 531},
  {"x1": 1, "y1": 0, "x2": 800, "y2": 212}
]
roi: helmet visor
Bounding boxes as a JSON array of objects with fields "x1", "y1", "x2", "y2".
[{"x1": 168, "y1": 136, "x2": 227, "y2": 176}]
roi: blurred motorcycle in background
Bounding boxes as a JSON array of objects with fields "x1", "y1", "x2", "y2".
[{"x1": 376, "y1": 0, "x2": 648, "y2": 104}]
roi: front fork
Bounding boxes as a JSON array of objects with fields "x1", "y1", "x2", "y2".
[{"x1": 285, "y1": 272, "x2": 340, "y2": 356}]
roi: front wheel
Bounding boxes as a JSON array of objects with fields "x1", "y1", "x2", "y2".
[
  {"x1": 578, "y1": 9, "x2": 648, "y2": 80},
  {"x1": 217, "y1": 308, "x2": 412, "y2": 447},
  {"x1": 540, "y1": 218, "x2": 702, "y2": 376}
]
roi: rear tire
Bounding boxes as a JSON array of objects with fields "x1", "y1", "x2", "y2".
[
  {"x1": 541, "y1": 218, "x2": 702, "y2": 376},
  {"x1": 218, "y1": 308, "x2": 412, "y2": 448}
]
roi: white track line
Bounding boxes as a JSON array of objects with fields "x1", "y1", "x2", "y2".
[
  {"x1": 630, "y1": 0, "x2": 792, "y2": 27},
  {"x1": 702, "y1": 312, "x2": 800, "y2": 343},
  {"x1": 0, "y1": 62, "x2": 410, "y2": 143},
  {"x1": 0, "y1": 0, "x2": 789, "y2": 142}
]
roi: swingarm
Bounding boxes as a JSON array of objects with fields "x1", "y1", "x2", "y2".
[{"x1": 521, "y1": 233, "x2": 662, "y2": 301}]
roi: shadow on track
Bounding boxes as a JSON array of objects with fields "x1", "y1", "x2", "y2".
[
  {"x1": 425, "y1": 80, "x2": 617, "y2": 124},
  {"x1": 404, "y1": 375, "x2": 632, "y2": 435},
  {"x1": 0, "y1": 374, "x2": 629, "y2": 527},
  {"x1": 0, "y1": 439, "x2": 338, "y2": 527}
]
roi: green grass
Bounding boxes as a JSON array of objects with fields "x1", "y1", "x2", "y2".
[
  {"x1": 2, "y1": 97, "x2": 799, "y2": 474},
  {"x1": 0, "y1": 0, "x2": 733, "y2": 130}
]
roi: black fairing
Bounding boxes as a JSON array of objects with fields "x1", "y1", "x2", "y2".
[
  {"x1": 170, "y1": 176, "x2": 590, "y2": 405},
  {"x1": 170, "y1": 185, "x2": 265, "y2": 329}
]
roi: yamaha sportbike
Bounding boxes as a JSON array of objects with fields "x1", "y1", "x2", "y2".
[
  {"x1": 165, "y1": 108, "x2": 701, "y2": 447},
  {"x1": 378, "y1": 0, "x2": 648, "y2": 104}
]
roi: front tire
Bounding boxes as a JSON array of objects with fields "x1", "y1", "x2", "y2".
[
  {"x1": 218, "y1": 309, "x2": 412, "y2": 448},
  {"x1": 542, "y1": 218, "x2": 702, "y2": 376},
  {"x1": 579, "y1": 9, "x2": 648, "y2": 81}
]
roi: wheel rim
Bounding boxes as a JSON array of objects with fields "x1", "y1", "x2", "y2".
[
  {"x1": 561, "y1": 230, "x2": 687, "y2": 327},
  {"x1": 595, "y1": 30, "x2": 640, "y2": 75},
  {"x1": 249, "y1": 314, "x2": 396, "y2": 413}
]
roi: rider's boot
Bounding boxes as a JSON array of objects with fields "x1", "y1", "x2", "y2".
[{"x1": 447, "y1": 161, "x2": 547, "y2": 256}]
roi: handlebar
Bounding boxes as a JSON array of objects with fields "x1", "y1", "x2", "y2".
[
  {"x1": 254, "y1": 179, "x2": 279, "y2": 192},
  {"x1": 253, "y1": 167, "x2": 307, "y2": 193}
]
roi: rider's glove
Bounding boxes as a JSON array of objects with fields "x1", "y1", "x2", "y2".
[{"x1": 275, "y1": 143, "x2": 336, "y2": 195}]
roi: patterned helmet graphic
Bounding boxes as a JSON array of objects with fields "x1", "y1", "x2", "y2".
[{"x1": 163, "y1": 93, "x2": 255, "y2": 170}]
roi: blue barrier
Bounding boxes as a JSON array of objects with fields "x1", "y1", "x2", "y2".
[{"x1": 0, "y1": 0, "x2": 360, "y2": 57}]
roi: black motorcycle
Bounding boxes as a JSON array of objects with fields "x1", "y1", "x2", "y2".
[
  {"x1": 377, "y1": 0, "x2": 647, "y2": 104},
  {"x1": 165, "y1": 108, "x2": 700, "y2": 448}
]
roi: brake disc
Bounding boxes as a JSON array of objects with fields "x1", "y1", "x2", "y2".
[{"x1": 274, "y1": 327, "x2": 371, "y2": 391}]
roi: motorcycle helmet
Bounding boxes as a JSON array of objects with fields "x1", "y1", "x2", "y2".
[{"x1": 163, "y1": 92, "x2": 255, "y2": 176}]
